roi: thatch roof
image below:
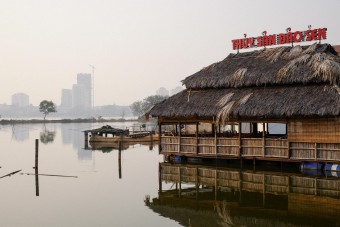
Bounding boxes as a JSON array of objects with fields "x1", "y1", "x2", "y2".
[
  {"x1": 149, "y1": 43, "x2": 340, "y2": 121},
  {"x1": 183, "y1": 43, "x2": 340, "y2": 89},
  {"x1": 150, "y1": 84, "x2": 340, "y2": 121}
]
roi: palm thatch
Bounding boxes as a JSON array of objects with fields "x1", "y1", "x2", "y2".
[
  {"x1": 150, "y1": 84, "x2": 340, "y2": 120},
  {"x1": 182, "y1": 43, "x2": 339, "y2": 89},
  {"x1": 149, "y1": 43, "x2": 340, "y2": 122}
]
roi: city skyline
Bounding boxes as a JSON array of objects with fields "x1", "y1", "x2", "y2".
[
  {"x1": 3, "y1": 82, "x2": 182, "y2": 107},
  {"x1": 0, "y1": 1, "x2": 339, "y2": 106}
]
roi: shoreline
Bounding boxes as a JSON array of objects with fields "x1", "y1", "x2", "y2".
[{"x1": 0, "y1": 118, "x2": 138, "y2": 125}]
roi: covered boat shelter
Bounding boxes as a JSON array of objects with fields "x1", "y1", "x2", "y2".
[{"x1": 149, "y1": 43, "x2": 340, "y2": 164}]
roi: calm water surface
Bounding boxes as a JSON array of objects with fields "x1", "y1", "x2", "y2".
[
  {"x1": 1, "y1": 122, "x2": 340, "y2": 226},
  {"x1": 0, "y1": 122, "x2": 177, "y2": 227}
]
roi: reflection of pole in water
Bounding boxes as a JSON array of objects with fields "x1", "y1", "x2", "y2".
[
  {"x1": 35, "y1": 139, "x2": 40, "y2": 196},
  {"x1": 159, "y1": 163, "x2": 162, "y2": 194},
  {"x1": 118, "y1": 141, "x2": 122, "y2": 179},
  {"x1": 35, "y1": 166, "x2": 39, "y2": 196}
]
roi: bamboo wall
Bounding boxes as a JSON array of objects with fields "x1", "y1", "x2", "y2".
[
  {"x1": 161, "y1": 164, "x2": 340, "y2": 198},
  {"x1": 288, "y1": 119, "x2": 340, "y2": 143},
  {"x1": 161, "y1": 135, "x2": 340, "y2": 162}
]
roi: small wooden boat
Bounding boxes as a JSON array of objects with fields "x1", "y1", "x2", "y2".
[
  {"x1": 86, "y1": 125, "x2": 159, "y2": 144},
  {"x1": 90, "y1": 133, "x2": 159, "y2": 143}
]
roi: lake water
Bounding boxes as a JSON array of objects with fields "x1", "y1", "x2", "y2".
[{"x1": 1, "y1": 122, "x2": 340, "y2": 226}]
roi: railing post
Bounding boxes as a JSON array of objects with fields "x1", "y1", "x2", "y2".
[
  {"x1": 288, "y1": 141, "x2": 291, "y2": 159},
  {"x1": 178, "y1": 122, "x2": 181, "y2": 153},
  {"x1": 158, "y1": 122, "x2": 162, "y2": 153},
  {"x1": 239, "y1": 122, "x2": 242, "y2": 162},
  {"x1": 214, "y1": 124, "x2": 217, "y2": 156},
  {"x1": 262, "y1": 122, "x2": 265, "y2": 157},
  {"x1": 196, "y1": 122, "x2": 199, "y2": 155}
]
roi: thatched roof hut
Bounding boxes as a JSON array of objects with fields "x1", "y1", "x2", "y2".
[
  {"x1": 150, "y1": 43, "x2": 340, "y2": 122},
  {"x1": 149, "y1": 43, "x2": 340, "y2": 163}
]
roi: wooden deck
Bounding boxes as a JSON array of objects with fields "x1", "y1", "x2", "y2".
[{"x1": 160, "y1": 136, "x2": 340, "y2": 163}]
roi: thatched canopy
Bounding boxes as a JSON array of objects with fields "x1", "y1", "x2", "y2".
[
  {"x1": 150, "y1": 84, "x2": 340, "y2": 121},
  {"x1": 149, "y1": 43, "x2": 340, "y2": 122},
  {"x1": 183, "y1": 43, "x2": 340, "y2": 89}
]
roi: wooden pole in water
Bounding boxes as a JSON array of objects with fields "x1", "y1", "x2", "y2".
[
  {"x1": 35, "y1": 166, "x2": 39, "y2": 196},
  {"x1": 118, "y1": 140, "x2": 122, "y2": 179},
  {"x1": 84, "y1": 132, "x2": 89, "y2": 150},
  {"x1": 35, "y1": 139, "x2": 39, "y2": 168},
  {"x1": 158, "y1": 122, "x2": 162, "y2": 153},
  {"x1": 35, "y1": 139, "x2": 39, "y2": 196},
  {"x1": 158, "y1": 163, "x2": 162, "y2": 194},
  {"x1": 149, "y1": 131, "x2": 153, "y2": 150}
]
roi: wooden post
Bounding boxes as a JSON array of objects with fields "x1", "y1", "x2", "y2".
[
  {"x1": 214, "y1": 124, "x2": 217, "y2": 156},
  {"x1": 35, "y1": 166, "x2": 39, "y2": 196},
  {"x1": 35, "y1": 139, "x2": 39, "y2": 196},
  {"x1": 84, "y1": 131, "x2": 89, "y2": 149},
  {"x1": 149, "y1": 131, "x2": 153, "y2": 150},
  {"x1": 158, "y1": 123, "x2": 162, "y2": 153},
  {"x1": 239, "y1": 122, "x2": 242, "y2": 165},
  {"x1": 178, "y1": 122, "x2": 181, "y2": 153},
  {"x1": 158, "y1": 163, "x2": 162, "y2": 194},
  {"x1": 35, "y1": 139, "x2": 39, "y2": 168},
  {"x1": 262, "y1": 123, "x2": 265, "y2": 157},
  {"x1": 196, "y1": 122, "x2": 199, "y2": 155},
  {"x1": 118, "y1": 141, "x2": 122, "y2": 179}
]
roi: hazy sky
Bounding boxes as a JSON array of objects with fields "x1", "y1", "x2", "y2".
[{"x1": 1, "y1": 0, "x2": 340, "y2": 106}]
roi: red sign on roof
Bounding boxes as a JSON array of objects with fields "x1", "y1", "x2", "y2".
[{"x1": 232, "y1": 27, "x2": 327, "y2": 50}]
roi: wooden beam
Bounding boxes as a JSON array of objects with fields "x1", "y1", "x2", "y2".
[
  {"x1": 214, "y1": 124, "x2": 217, "y2": 155},
  {"x1": 263, "y1": 123, "x2": 265, "y2": 157},
  {"x1": 158, "y1": 123, "x2": 162, "y2": 153},
  {"x1": 178, "y1": 122, "x2": 181, "y2": 153},
  {"x1": 196, "y1": 122, "x2": 199, "y2": 155}
]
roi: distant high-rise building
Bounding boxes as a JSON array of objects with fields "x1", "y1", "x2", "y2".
[
  {"x1": 11, "y1": 93, "x2": 29, "y2": 107},
  {"x1": 72, "y1": 84, "x2": 87, "y2": 110},
  {"x1": 76, "y1": 73, "x2": 92, "y2": 109},
  {"x1": 60, "y1": 89, "x2": 72, "y2": 108},
  {"x1": 170, "y1": 86, "x2": 184, "y2": 96},
  {"x1": 156, "y1": 87, "x2": 169, "y2": 97}
]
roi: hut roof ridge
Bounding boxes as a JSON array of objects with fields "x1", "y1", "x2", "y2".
[{"x1": 182, "y1": 43, "x2": 340, "y2": 89}]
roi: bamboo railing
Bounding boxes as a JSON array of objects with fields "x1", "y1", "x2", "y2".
[{"x1": 160, "y1": 136, "x2": 340, "y2": 162}]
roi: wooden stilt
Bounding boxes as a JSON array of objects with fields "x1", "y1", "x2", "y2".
[
  {"x1": 118, "y1": 141, "x2": 122, "y2": 179},
  {"x1": 35, "y1": 139, "x2": 39, "y2": 196}
]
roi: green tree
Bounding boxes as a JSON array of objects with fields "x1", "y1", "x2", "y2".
[
  {"x1": 39, "y1": 100, "x2": 57, "y2": 120},
  {"x1": 142, "y1": 95, "x2": 167, "y2": 113},
  {"x1": 130, "y1": 95, "x2": 167, "y2": 118},
  {"x1": 130, "y1": 100, "x2": 144, "y2": 117}
]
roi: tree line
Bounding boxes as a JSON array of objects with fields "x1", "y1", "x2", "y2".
[
  {"x1": 37, "y1": 95, "x2": 167, "y2": 121},
  {"x1": 130, "y1": 95, "x2": 168, "y2": 119}
]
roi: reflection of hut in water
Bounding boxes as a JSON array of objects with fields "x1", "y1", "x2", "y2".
[
  {"x1": 89, "y1": 141, "x2": 158, "y2": 152},
  {"x1": 145, "y1": 162, "x2": 340, "y2": 226},
  {"x1": 149, "y1": 43, "x2": 340, "y2": 165}
]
